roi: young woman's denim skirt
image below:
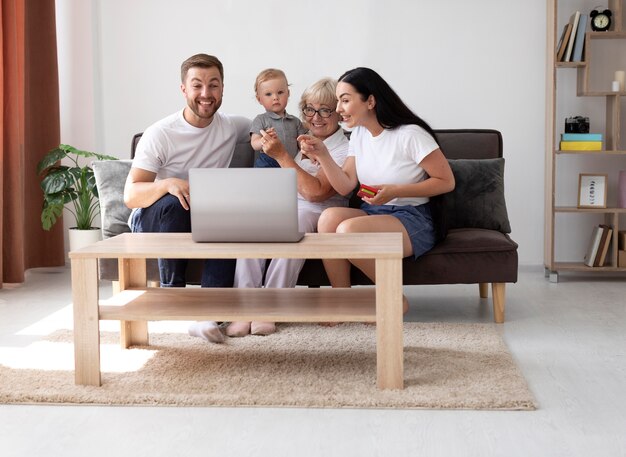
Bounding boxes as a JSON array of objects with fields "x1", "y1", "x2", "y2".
[{"x1": 360, "y1": 202, "x2": 435, "y2": 259}]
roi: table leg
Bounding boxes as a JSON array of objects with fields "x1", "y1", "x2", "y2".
[
  {"x1": 118, "y1": 258, "x2": 149, "y2": 348},
  {"x1": 72, "y1": 258, "x2": 101, "y2": 386},
  {"x1": 375, "y1": 257, "x2": 404, "y2": 389}
]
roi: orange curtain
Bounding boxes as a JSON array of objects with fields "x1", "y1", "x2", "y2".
[{"x1": 1, "y1": 0, "x2": 64, "y2": 286}]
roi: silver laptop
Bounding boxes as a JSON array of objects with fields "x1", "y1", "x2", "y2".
[{"x1": 189, "y1": 168, "x2": 304, "y2": 242}]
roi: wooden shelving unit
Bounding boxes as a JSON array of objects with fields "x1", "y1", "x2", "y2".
[{"x1": 545, "y1": 0, "x2": 626, "y2": 281}]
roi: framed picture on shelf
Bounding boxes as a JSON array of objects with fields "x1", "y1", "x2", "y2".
[{"x1": 578, "y1": 173, "x2": 608, "y2": 208}]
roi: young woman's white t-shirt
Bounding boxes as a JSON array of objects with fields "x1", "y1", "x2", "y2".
[{"x1": 348, "y1": 124, "x2": 439, "y2": 206}]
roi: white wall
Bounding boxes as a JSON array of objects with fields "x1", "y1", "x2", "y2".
[{"x1": 56, "y1": 0, "x2": 547, "y2": 264}]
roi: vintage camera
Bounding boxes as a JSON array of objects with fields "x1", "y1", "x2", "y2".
[{"x1": 565, "y1": 116, "x2": 590, "y2": 133}]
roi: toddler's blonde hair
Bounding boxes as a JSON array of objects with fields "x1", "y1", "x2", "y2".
[{"x1": 254, "y1": 68, "x2": 288, "y2": 94}]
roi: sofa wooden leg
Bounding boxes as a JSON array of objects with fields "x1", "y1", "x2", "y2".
[
  {"x1": 491, "y1": 282, "x2": 505, "y2": 323},
  {"x1": 479, "y1": 283, "x2": 488, "y2": 298}
]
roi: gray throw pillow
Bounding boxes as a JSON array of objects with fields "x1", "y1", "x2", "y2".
[
  {"x1": 92, "y1": 160, "x2": 132, "y2": 239},
  {"x1": 444, "y1": 158, "x2": 511, "y2": 233}
]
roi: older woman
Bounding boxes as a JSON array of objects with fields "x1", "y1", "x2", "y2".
[{"x1": 226, "y1": 78, "x2": 349, "y2": 337}]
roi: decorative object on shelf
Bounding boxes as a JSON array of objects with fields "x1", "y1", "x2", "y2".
[
  {"x1": 612, "y1": 80, "x2": 621, "y2": 91},
  {"x1": 560, "y1": 140, "x2": 603, "y2": 151},
  {"x1": 584, "y1": 224, "x2": 613, "y2": 267},
  {"x1": 578, "y1": 173, "x2": 608, "y2": 208},
  {"x1": 37, "y1": 144, "x2": 118, "y2": 251},
  {"x1": 561, "y1": 132, "x2": 603, "y2": 141},
  {"x1": 618, "y1": 170, "x2": 626, "y2": 208},
  {"x1": 583, "y1": 225, "x2": 604, "y2": 266},
  {"x1": 564, "y1": 116, "x2": 590, "y2": 133},
  {"x1": 571, "y1": 13, "x2": 588, "y2": 62},
  {"x1": 615, "y1": 70, "x2": 625, "y2": 91},
  {"x1": 560, "y1": 132, "x2": 603, "y2": 151},
  {"x1": 563, "y1": 11, "x2": 582, "y2": 61},
  {"x1": 556, "y1": 22, "x2": 574, "y2": 61},
  {"x1": 590, "y1": 7, "x2": 612, "y2": 31},
  {"x1": 619, "y1": 231, "x2": 626, "y2": 267}
]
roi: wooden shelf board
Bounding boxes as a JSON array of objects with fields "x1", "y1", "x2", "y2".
[
  {"x1": 554, "y1": 206, "x2": 626, "y2": 213},
  {"x1": 551, "y1": 262, "x2": 626, "y2": 272},
  {"x1": 556, "y1": 62, "x2": 587, "y2": 68},
  {"x1": 589, "y1": 31, "x2": 626, "y2": 39},
  {"x1": 100, "y1": 287, "x2": 378, "y2": 322},
  {"x1": 556, "y1": 150, "x2": 626, "y2": 155},
  {"x1": 576, "y1": 91, "x2": 626, "y2": 96}
]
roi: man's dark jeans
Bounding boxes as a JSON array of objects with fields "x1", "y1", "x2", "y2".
[{"x1": 130, "y1": 194, "x2": 235, "y2": 287}]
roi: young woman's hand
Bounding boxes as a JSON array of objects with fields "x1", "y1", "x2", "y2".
[
  {"x1": 361, "y1": 184, "x2": 397, "y2": 205},
  {"x1": 297, "y1": 134, "x2": 330, "y2": 164}
]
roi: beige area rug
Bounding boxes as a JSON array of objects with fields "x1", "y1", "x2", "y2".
[{"x1": 0, "y1": 322, "x2": 535, "y2": 409}]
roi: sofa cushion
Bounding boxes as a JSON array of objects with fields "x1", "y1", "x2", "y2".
[
  {"x1": 92, "y1": 160, "x2": 132, "y2": 239},
  {"x1": 403, "y1": 228, "x2": 519, "y2": 284},
  {"x1": 444, "y1": 158, "x2": 511, "y2": 233}
]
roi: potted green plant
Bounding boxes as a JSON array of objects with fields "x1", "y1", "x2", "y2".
[{"x1": 37, "y1": 144, "x2": 117, "y2": 249}]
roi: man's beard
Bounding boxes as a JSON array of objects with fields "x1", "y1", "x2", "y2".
[{"x1": 189, "y1": 97, "x2": 222, "y2": 120}]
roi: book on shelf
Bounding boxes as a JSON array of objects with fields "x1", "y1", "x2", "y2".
[
  {"x1": 571, "y1": 14, "x2": 588, "y2": 62},
  {"x1": 584, "y1": 225, "x2": 604, "y2": 267},
  {"x1": 559, "y1": 140, "x2": 603, "y2": 151},
  {"x1": 594, "y1": 225, "x2": 613, "y2": 267},
  {"x1": 563, "y1": 11, "x2": 581, "y2": 62},
  {"x1": 561, "y1": 133, "x2": 603, "y2": 141},
  {"x1": 556, "y1": 23, "x2": 573, "y2": 62}
]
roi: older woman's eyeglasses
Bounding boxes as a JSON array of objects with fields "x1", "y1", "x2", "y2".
[{"x1": 302, "y1": 106, "x2": 333, "y2": 118}]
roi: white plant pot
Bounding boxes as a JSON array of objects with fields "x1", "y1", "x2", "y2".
[{"x1": 68, "y1": 227, "x2": 102, "y2": 253}]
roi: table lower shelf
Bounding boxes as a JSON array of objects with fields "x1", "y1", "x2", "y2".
[{"x1": 100, "y1": 287, "x2": 378, "y2": 322}]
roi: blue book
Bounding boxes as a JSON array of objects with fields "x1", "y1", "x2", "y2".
[
  {"x1": 561, "y1": 133, "x2": 603, "y2": 141},
  {"x1": 571, "y1": 14, "x2": 588, "y2": 62}
]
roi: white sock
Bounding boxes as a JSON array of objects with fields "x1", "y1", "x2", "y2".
[{"x1": 188, "y1": 321, "x2": 224, "y2": 344}]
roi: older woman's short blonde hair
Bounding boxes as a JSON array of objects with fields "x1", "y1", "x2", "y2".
[{"x1": 299, "y1": 78, "x2": 338, "y2": 121}]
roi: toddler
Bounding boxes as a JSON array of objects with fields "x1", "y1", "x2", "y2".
[{"x1": 251, "y1": 68, "x2": 307, "y2": 168}]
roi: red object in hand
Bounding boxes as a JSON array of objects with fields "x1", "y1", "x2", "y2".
[{"x1": 357, "y1": 184, "x2": 379, "y2": 198}]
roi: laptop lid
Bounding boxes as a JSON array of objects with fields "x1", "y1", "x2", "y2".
[{"x1": 189, "y1": 168, "x2": 304, "y2": 242}]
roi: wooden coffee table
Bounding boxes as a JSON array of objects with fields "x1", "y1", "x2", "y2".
[{"x1": 69, "y1": 232, "x2": 404, "y2": 389}]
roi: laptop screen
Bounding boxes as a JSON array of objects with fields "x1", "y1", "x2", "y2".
[{"x1": 189, "y1": 168, "x2": 303, "y2": 242}]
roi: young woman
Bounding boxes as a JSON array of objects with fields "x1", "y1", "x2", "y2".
[{"x1": 299, "y1": 67, "x2": 455, "y2": 311}]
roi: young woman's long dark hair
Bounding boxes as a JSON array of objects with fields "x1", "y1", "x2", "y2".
[{"x1": 338, "y1": 67, "x2": 437, "y2": 140}]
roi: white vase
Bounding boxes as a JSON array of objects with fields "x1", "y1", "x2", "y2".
[{"x1": 68, "y1": 227, "x2": 102, "y2": 252}]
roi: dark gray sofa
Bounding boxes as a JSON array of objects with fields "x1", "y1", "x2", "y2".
[{"x1": 93, "y1": 128, "x2": 517, "y2": 323}]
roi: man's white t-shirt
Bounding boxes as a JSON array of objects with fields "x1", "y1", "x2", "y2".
[
  {"x1": 132, "y1": 110, "x2": 250, "y2": 180},
  {"x1": 348, "y1": 124, "x2": 439, "y2": 206}
]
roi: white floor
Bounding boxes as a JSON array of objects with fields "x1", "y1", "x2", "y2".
[{"x1": 0, "y1": 265, "x2": 624, "y2": 457}]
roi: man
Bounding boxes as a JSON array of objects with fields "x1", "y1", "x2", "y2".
[{"x1": 124, "y1": 53, "x2": 249, "y2": 343}]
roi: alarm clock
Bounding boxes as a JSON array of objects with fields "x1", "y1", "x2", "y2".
[{"x1": 590, "y1": 8, "x2": 612, "y2": 32}]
